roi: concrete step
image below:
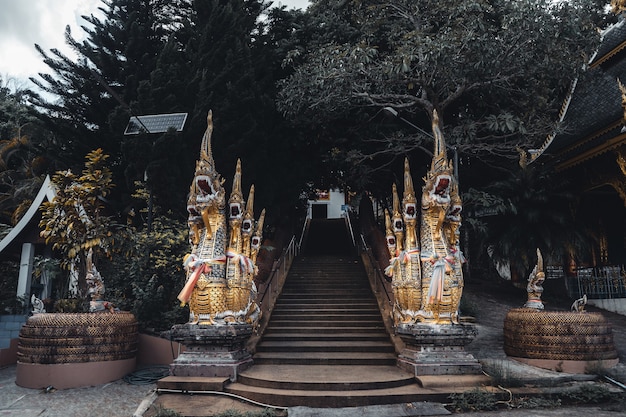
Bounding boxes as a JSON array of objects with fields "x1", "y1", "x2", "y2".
[
  {"x1": 271, "y1": 306, "x2": 380, "y2": 313},
  {"x1": 278, "y1": 292, "x2": 374, "y2": 299},
  {"x1": 273, "y1": 300, "x2": 378, "y2": 306},
  {"x1": 225, "y1": 381, "x2": 432, "y2": 408},
  {"x1": 157, "y1": 376, "x2": 229, "y2": 391},
  {"x1": 275, "y1": 300, "x2": 376, "y2": 307},
  {"x1": 267, "y1": 320, "x2": 384, "y2": 328},
  {"x1": 237, "y1": 365, "x2": 414, "y2": 390},
  {"x1": 264, "y1": 326, "x2": 387, "y2": 334},
  {"x1": 261, "y1": 332, "x2": 390, "y2": 342},
  {"x1": 269, "y1": 313, "x2": 383, "y2": 322},
  {"x1": 256, "y1": 340, "x2": 395, "y2": 353},
  {"x1": 239, "y1": 246, "x2": 410, "y2": 407},
  {"x1": 253, "y1": 351, "x2": 397, "y2": 366}
]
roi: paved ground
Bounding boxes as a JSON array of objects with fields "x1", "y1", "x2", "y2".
[{"x1": 0, "y1": 277, "x2": 625, "y2": 416}]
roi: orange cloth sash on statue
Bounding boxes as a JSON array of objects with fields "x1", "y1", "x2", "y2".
[{"x1": 177, "y1": 255, "x2": 227, "y2": 305}]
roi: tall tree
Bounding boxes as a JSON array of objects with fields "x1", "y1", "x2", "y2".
[
  {"x1": 0, "y1": 78, "x2": 58, "y2": 224},
  {"x1": 28, "y1": 0, "x2": 187, "y2": 206},
  {"x1": 277, "y1": 0, "x2": 605, "y2": 196}
]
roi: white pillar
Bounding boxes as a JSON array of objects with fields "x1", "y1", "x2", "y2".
[{"x1": 16, "y1": 243, "x2": 35, "y2": 299}]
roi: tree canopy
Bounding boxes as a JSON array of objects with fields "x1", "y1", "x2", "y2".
[{"x1": 277, "y1": 0, "x2": 607, "y2": 195}]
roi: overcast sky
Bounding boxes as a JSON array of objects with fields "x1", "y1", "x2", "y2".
[{"x1": 0, "y1": 0, "x2": 310, "y2": 91}]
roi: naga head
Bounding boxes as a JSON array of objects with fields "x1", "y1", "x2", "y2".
[
  {"x1": 188, "y1": 110, "x2": 226, "y2": 222},
  {"x1": 423, "y1": 109, "x2": 455, "y2": 206}
]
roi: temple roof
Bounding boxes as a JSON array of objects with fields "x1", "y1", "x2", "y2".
[
  {"x1": 0, "y1": 175, "x2": 56, "y2": 255},
  {"x1": 536, "y1": 19, "x2": 626, "y2": 169}
]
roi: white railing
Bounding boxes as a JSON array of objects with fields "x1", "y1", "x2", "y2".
[{"x1": 343, "y1": 210, "x2": 357, "y2": 249}]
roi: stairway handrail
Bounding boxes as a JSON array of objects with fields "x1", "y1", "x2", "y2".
[
  {"x1": 343, "y1": 210, "x2": 357, "y2": 249},
  {"x1": 298, "y1": 212, "x2": 310, "y2": 251},
  {"x1": 248, "y1": 235, "x2": 298, "y2": 351},
  {"x1": 257, "y1": 235, "x2": 298, "y2": 306},
  {"x1": 359, "y1": 233, "x2": 393, "y2": 306}
]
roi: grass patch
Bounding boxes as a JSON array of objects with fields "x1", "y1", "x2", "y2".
[
  {"x1": 562, "y1": 383, "x2": 615, "y2": 404},
  {"x1": 448, "y1": 388, "x2": 499, "y2": 412},
  {"x1": 212, "y1": 410, "x2": 283, "y2": 417}
]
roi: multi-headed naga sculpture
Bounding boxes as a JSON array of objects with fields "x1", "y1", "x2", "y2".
[
  {"x1": 177, "y1": 111, "x2": 263, "y2": 326},
  {"x1": 385, "y1": 110, "x2": 464, "y2": 325}
]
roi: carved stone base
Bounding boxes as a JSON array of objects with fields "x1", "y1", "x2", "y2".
[
  {"x1": 396, "y1": 323, "x2": 482, "y2": 376},
  {"x1": 169, "y1": 323, "x2": 253, "y2": 381}
]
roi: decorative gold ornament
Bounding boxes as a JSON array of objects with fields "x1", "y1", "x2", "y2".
[{"x1": 177, "y1": 111, "x2": 263, "y2": 326}]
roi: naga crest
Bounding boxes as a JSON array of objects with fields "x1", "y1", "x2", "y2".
[
  {"x1": 187, "y1": 111, "x2": 226, "y2": 244},
  {"x1": 423, "y1": 110, "x2": 454, "y2": 207},
  {"x1": 178, "y1": 111, "x2": 264, "y2": 326}
]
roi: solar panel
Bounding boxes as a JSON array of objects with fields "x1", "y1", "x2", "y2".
[{"x1": 124, "y1": 113, "x2": 188, "y2": 135}]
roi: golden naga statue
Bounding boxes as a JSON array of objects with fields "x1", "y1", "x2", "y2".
[
  {"x1": 384, "y1": 110, "x2": 464, "y2": 325},
  {"x1": 524, "y1": 248, "x2": 545, "y2": 310},
  {"x1": 177, "y1": 111, "x2": 263, "y2": 326}
]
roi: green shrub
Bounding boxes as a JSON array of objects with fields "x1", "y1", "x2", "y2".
[
  {"x1": 100, "y1": 212, "x2": 188, "y2": 333},
  {"x1": 512, "y1": 396, "x2": 561, "y2": 409},
  {"x1": 212, "y1": 409, "x2": 281, "y2": 417},
  {"x1": 151, "y1": 405, "x2": 182, "y2": 417}
]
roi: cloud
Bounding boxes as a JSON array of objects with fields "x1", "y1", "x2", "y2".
[
  {"x1": 0, "y1": 0, "x2": 100, "y2": 83},
  {"x1": 0, "y1": 0, "x2": 310, "y2": 89}
]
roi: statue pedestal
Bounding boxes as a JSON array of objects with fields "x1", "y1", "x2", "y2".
[
  {"x1": 169, "y1": 324, "x2": 253, "y2": 381},
  {"x1": 396, "y1": 323, "x2": 482, "y2": 376}
]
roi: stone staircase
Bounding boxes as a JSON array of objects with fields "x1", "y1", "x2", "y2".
[{"x1": 225, "y1": 220, "x2": 422, "y2": 407}]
